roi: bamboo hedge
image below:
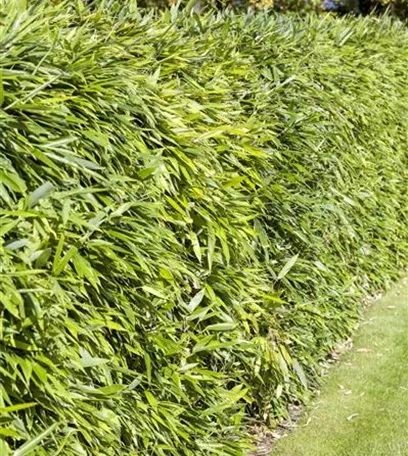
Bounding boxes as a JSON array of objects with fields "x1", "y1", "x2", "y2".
[{"x1": 0, "y1": 2, "x2": 407, "y2": 454}]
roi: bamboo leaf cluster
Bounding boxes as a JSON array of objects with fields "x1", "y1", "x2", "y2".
[{"x1": 0, "y1": 2, "x2": 407, "y2": 454}]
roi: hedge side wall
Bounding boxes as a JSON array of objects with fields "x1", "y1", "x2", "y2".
[{"x1": 0, "y1": 3, "x2": 407, "y2": 455}]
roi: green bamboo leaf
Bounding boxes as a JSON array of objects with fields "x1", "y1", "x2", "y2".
[
  {"x1": 277, "y1": 254, "x2": 299, "y2": 280},
  {"x1": 97, "y1": 385, "x2": 125, "y2": 396},
  {"x1": 165, "y1": 196, "x2": 185, "y2": 215},
  {"x1": 206, "y1": 323, "x2": 235, "y2": 332},
  {"x1": 62, "y1": 200, "x2": 71, "y2": 225},
  {"x1": 0, "y1": 428, "x2": 20, "y2": 438},
  {"x1": 276, "y1": 384, "x2": 283, "y2": 399},
  {"x1": 13, "y1": 423, "x2": 58, "y2": 456},
  {"x1": 0, "y1": 171, "x2": 27, "y2": 193},
  {"x1": 54, "y1": 246, "x2": 78, "y2": 276},
  {"x1": 0, "y1": 403, "x2": 37, "y2": 415},
  {"x1": 80, "y1": 350, "x2": 110, "y2": 368},
  {"x1": 144, "y1": 352, "x2": 152, "y2": 385},
  {"x1": 145, "y1": 391, "x2": 158, "y2": 408},
  {"x1": 207, "y1": 224, "x2": 216, "y2": 271},
  {"x1": 0, "y1": 439, "x2": 10, "y2": 456},
  {"x1": 142, "y1": 286, "x2": 166, "y2": 299},
  {"x1": 127, "y1": 377, "x2": 142, "y2": 390},
  {"x1": 28, "y1": 181, "x2": 54, "y2": 207},
  {"x1": 184, "y1": 0, "x2": 199, "y2": 15},
  {"x1": 5, "y1": 74, "x2": 61, "y2": 111},
  {"x1": 187, "y1": 289, "x2": 205, "y2": 312},
  {"x1": 4, "y1": 239, "x2": 29, "y2": 251},
  {"x1": 190, "y1": 231, "x2": 202, "y2": 262},
  {"x1": 223, "y1": 176, "x2": 246, "y2": 188},
  {"x1": 52, "y1": 234, "x2": 65, "y2": 273},
  {"x1": 293, "y1": 359, "x2": 308, "y2": 389},
  {"x1": 0, "y1": 71, "x2": 4, "y2": 107}
]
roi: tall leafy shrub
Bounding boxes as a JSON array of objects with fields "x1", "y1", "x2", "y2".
[{"x1": 0, "y1": 2, "x2": 407, "y2": 454}]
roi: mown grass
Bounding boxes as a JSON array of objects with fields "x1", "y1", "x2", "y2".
[
  {"x1": 272, "y1": 277, "x2": 408, "y2": 456},
  {"x1": 0, "y1": 1, "x2": 407, "y2": 455}
]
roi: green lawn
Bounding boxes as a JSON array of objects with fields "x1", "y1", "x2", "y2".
[{"x1": 272, "y1": 277, "x2": 408, "y2": 456}]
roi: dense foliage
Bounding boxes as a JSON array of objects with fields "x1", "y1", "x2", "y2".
[
  {"x1": 133, "y1": 0, "x2": 408, "y2": 18},
  {"x1": 135, "y1": 0, "x2": 321, "y2": 13},
  {"x1": 0, "y1": 2, "x2": 407, "y2": 454}
]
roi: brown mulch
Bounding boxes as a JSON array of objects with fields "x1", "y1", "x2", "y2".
[{"x1": 247, "y1": 404, "x2": 304, "y2": 455}]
